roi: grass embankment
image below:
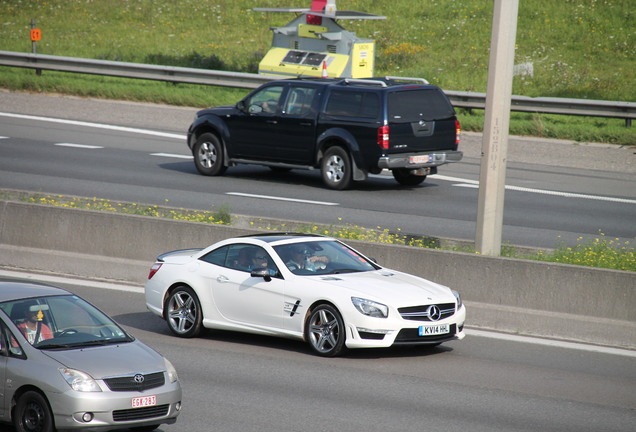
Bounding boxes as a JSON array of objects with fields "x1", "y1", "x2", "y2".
[
  {"x1": 3, "y1": 191, "x2": 633, "y2": 272},
  {"x1": 1, "y1": 0, "x2": 634, "y2": 145}
]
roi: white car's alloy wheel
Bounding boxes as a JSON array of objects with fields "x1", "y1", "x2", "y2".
[
  {"x1": 166, "y1": 286, "x2": 202, "y2": 338},
  {"x1": 306, "y1": 304, "x2": 346, "y2": 357}
]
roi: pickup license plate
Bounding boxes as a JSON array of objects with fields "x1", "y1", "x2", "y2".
[
  {"x1": 132, "y1": 395, "x2": 156, "y2": 408},
  {"x1": 409, "y1": 155, "x2": 432, "y2": 164},
  {"x1": 418, "y1": 324, "x2": 450, "y2": 336}
]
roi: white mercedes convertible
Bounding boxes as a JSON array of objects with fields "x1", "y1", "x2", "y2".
[{"x1": 144, "y1": 234, "x2": 466, "y2": 357}]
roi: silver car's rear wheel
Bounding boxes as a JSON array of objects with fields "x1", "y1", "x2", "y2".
[
  {"x1": 15, "y1": 391, "x2": 53, "y2": 432},
  {"x1": 165, "y1": 286, "x2": 202, "y2": 338},
  {"x1": 305, "y1": 304, "x2": 346, "y2": 357}
]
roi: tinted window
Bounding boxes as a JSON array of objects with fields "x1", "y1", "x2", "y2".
[
  {"x1": 284, "y1": 87, "x2": 317, "y2": 116},
  {"x1": 247, "y1": 85, "x2": 284, "y2": 114},
  {"x1": 388, "y1": 89, "x2": 455, "y2": 122},
  {"x1": 200, "y1": 246, "x2": 229, "y2": 266},
  {"x1": 325, "y1": 90, "x2": 379, "y2": 118},
  {"x1": 273, "y1": 240, "x2": 379, "y2": 275},
  {"x1": 200, "y1": 244, "x2": 280, "y2": 275}
]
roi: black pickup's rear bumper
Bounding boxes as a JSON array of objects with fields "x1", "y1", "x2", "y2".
[{"x1": 378, "y1": 150, "x2": 463, "y2": 169}]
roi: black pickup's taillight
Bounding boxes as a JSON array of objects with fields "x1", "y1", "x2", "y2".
[
  {"x1": 455, "y1": 120, "x2": 461, "y2": 145},
  {"x1": 377, "y1": 125, "x2": 389, "y2": 150}
]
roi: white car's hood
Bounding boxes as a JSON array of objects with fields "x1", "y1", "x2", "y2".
[
  {"x1": 315, "y1": 269, "x2": 455, "y2": 305},
  {"x1": 43, "y1": 341, "x2": 165, "y2": 378}
]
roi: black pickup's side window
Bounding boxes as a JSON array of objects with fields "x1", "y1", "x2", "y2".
[
  {"x1": 324, "y1": 90, "x2": 379, "y2": 118},
  {"x1": 284, "y1": 87, "x2": 317, "y2": 116},
  {"x1": 246, "y1": 85, "x2": 284, "y2": 114}
]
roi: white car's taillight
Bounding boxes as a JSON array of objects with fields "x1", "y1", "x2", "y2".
[{"x1": 148, "y1": 262, "x2": 163, "y2": 280}]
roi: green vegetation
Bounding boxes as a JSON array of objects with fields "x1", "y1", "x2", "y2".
[
  {"x1": 2, "y1": 190, "x2": 633, "y2": 272},
  {"x1": 1, "y1": 0, "x2": 634, "y2": 144},
  {"x1": 530, "y1": 236, "x2": 635, "y2": 272},
  {"x1": 16, "y1": 193, "x2": 232, "y2": 225}
]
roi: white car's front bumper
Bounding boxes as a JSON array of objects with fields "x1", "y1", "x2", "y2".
[{"x1": 344, "y1": 304, "x2": 466, "y2": 349}]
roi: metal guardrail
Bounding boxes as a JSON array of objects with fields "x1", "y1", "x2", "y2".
[
  {"x1": 0, "y1": 50, "x2": 272, "y2": 89},
  {"x1": 1, "y1": 50, "x2": 634, "y2": 126}
]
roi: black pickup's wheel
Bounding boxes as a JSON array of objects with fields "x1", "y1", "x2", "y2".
[
  {"x1": 321, "y1": 147, "x2": 353, "y2": 190},
  {"x1": 392, "y1": 168, "x2": 427, "y2": 186},
  {"x1": 193, "y1": 133, "x2": 226, "y2": 176}
]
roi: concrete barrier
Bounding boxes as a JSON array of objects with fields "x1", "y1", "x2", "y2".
[{"x1": 1, "y1": 200, "x2": 634, "y2": 349}]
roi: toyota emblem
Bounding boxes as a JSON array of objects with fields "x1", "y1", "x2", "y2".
[{"x1": 133, "y1": 374, "x2": 145, "y2": 384}]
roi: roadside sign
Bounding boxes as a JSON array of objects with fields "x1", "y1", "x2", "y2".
[{"x1": 30, "y1": 28, "x2": 41, "y2": 42}]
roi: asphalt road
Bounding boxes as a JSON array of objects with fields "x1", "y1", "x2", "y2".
[
  {"x1": 2, "y1": 270, "x2": 634, "y2": 432},
  {"x1": 0, "y1": 90, "x2": 635, "y2": 251}
]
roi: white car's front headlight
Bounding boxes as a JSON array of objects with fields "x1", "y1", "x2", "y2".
[
  {"x1": 352, "y1": 297, "x2": 388, "y2": 318},
  {"x1": 164, "y1": 358, "x2": 179, "y2": 383},
  {"x1": 452, "y1": 290, "x2": 462, "y2": 309},
  {"x1": 59, "y1": 368, "x2": 102, "y2": 392}
]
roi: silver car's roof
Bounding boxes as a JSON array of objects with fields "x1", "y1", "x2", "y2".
[{"x1": 0, "y1": 280, "x2": 70, "y2": 302}]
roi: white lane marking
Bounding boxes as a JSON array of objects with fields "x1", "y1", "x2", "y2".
[
  {"x1": 227, "y1": 192, "x2": 339, "y2": 206},
  {"x1": 150, "y1": 153, "x2": 193, "y2": 159},
  {"x1": 0, "y1": 112, "x2": 185, "y2": 140},
  {"x1": 0, "y1": 136, "x2": 8, "y2": 139},
  {"x1": 466, "y1": 328, "x2": 636, "y2": 358},
  {"x1": 55, "y1": 143, "x2": 103, "y2": 149},
  {"x1": 433, "y1": 174, "x2": 636, "y2": 205}
]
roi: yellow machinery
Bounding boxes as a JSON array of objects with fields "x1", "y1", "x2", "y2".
[{"x1": 254, "y1": 0, "x2": 385, "y2": 79}]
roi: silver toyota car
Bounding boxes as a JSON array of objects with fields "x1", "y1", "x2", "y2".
[{"x1": 0, "y1": 280, "x2": 182, "y2": 432}]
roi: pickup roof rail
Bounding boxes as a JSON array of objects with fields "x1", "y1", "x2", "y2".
[
  {"x1": 384, "y1": 76, "x2": 430, "y2": 85},
  {"x1": 342, "y1": 78, "x2": 387, "y2": 87}
]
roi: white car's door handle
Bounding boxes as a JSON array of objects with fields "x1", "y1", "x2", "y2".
[{"x1": 216, "y1": 275, "x2": 230, "y2": 283}]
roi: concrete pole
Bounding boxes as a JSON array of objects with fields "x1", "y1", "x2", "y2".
[{"x1": 475, "y1": 0, "x2": 519, "y2": 256}]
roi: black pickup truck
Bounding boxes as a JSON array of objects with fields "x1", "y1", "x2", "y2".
[{"x1": 187, "y1": 77, "x2": 462, "y2": 190}]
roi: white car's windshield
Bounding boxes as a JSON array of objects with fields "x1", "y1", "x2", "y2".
[
  {"x1": 274, "y1": 240, "x2": 379, "y2": 275},
  {"x1": 1, "y1": 295, "x2": 133, "y2": 349}
]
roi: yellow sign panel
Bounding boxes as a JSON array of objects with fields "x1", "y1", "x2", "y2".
[
  {"x1": 298, "y1": 24, "x2": 328, "y2": 39},
  {"x1": 351, "y1": 42, "x2": 375, "y2": 78}
]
